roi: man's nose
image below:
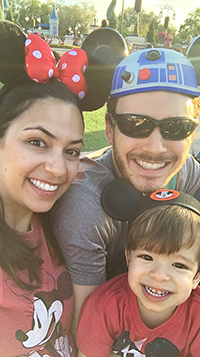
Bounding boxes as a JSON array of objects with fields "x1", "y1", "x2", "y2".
[{"x1": 141, "y1": 127, "x2": 168, "y2": 156}]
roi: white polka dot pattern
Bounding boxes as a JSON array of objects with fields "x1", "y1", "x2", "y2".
[
  {"x1": 62, "y1": 63, "x2": 67, "y2": 70},
  {"x1": 78, "y1": 91, "x2": 85, "y2": 99},
  {"x1": 72, "y1": 74, "x2": 80, "y2": 83},
  {"x1": 68, "y1": 50, "x2": 78, "y2": 56},
  {"x1": 48, "y1": 69, "x2": 54, "y2": 78},
  {"x1": 32, "y1": 50, "x2": 42, "y2": 59}
]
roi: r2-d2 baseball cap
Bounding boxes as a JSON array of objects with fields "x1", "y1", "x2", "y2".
[{"x1": 110, "y1": 48, "x2": 200, "y2": 98}]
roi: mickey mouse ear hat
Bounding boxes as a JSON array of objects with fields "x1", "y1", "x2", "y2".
[
  {"x1": 101, "y1": 178, "x2": 200, "y2": 227},
  {"x1": 80, "y1": 33, "x2": 200, "y2": 110}
]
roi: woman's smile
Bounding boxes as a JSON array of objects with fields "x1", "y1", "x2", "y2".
[{"x1": 29, "y1": 178, "x2": 59, "y2": 192}]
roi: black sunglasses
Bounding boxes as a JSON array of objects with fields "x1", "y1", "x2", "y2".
[{"x1": 111, "y1": 113, "x2": 199, "y2": 141}]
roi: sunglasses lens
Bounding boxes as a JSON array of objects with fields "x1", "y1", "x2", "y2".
[
  {"x1": 162, "y1": 119, "x2": 196, "y2": 140},
  {"x1": 115, "y1": 114, "x2": 198, "y2": 140},
  {"x1": 117, "y1": 116, "x2": 155, "y2": 138}
]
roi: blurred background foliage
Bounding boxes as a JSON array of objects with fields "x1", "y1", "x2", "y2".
[{"x1": 0, "y1": 0, "x2": 199, "y2": 44}]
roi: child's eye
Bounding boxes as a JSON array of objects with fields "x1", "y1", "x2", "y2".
[
  {"x1": 29, "y1": 139, "x2": 46, "y2": 148},
  {"x1": 172, "y1": 262, "x2": 188, "y2": 270},
  {"x1": 138, "y1": 254, "x2": 153, "y2": 261}
]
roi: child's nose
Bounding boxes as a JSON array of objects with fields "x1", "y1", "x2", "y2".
[{"x1": 149, "y1": 262, "x2": 170, "y2": 282}]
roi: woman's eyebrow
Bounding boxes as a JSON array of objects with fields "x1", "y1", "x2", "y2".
[
  {"x1": 23, "y1": 126, "x2": 56, "y2": 139},
  {"x1": 23, "y1": 126, "x2": 83, "y2": 145}
]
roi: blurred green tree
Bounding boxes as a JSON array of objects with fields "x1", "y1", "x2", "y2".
[
  {"x1": 146, "y1": 19, "x2": 156, "y2": 44},
  {"x1": 107, "y1": 0, "x2": 118, "y2": 29},
  {"x1": 178, "y1": 7, "x2": 200, "y2": 40}
]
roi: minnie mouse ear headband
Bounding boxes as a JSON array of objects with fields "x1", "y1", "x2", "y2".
[
  {"x1": 0, "y1": 21, "x2": 88, "y2": 100},
  {"x1": 101, "y1": 178, "x2": 200, "y2": 228},
  {"x1": 110, "y1": 48, "x2": 200, "y2": 98}
]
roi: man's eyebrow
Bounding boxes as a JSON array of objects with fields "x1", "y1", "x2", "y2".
[{"x1": 23, "y1": 126, "x2": 83, "y2": 144}]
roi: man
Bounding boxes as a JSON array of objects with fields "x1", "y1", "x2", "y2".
[{"x1": 51, "y1": 48, "x2": 200, "y2": 332}]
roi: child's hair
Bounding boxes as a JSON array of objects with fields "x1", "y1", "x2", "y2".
[{"x1": 126, "y1": 205, "x2": 200, "y2": 268}]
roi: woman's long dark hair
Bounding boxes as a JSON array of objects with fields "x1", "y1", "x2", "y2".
[{"x1": 0, "y1": 79, "x2": 83, "y2": 290}]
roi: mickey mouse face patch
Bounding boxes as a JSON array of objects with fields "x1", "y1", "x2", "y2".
[{"x1": 150, "y1": 189, "x2": 180, "y2": 201}]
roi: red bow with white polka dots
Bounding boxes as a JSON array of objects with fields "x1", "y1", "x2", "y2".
[{"x1": 24, "y1": 34, "x2": 88, "y2": 99}]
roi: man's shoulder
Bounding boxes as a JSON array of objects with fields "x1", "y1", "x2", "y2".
[
  {"x1": 183, "y1": 155, "x2": 200, "y2": 171},
  {"x1": 177, "y1": 155, "x2": 200, "y2": 195}
]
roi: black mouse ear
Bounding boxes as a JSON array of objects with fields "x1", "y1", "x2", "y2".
[
  {"x1": 187, "y1": 35, "x2": 200, "y2": 86},
  {"x1": 194, "y1": 187, "x2": 200, "y2": 203},
  {"x1": 101, "y1": 178, "x2": 143, "y2": 221},
  {"x1": 81, "y1": 28, "x2": 128, "y2": 111},
  {"x1": 80, "y1": 57, "x2": 113, "y2": 111},
  {"x1": 0, "y1": 20, "x2": 27, "y2": 85}
]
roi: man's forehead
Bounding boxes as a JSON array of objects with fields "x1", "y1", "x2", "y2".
[{"x1": 116, "y1": 91, "x2": 191, "y2": 115}]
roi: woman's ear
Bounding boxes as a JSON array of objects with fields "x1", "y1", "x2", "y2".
[{"x1": 192, "y1": 271, "x2": 200, "y2": 289}]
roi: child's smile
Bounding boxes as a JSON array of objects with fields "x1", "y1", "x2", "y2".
[
  {"x1": 126, "y1": 244, "x2": 200, "y2": 327},
  {"x1": 143, "y1": 285, "x2": 171, "y2": 300}
]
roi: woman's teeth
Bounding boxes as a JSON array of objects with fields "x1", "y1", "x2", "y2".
[
  {"x1": 145, "y1": 286, "x2": 169, "y2": 297},
  {"x1": 136, "y1": 160, "x2": 166, "y2": 169},
  {"x1": 30, "y1": 179, "x2": 58, "y2": 192}
]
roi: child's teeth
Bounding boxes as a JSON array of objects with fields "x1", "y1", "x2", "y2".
[{"x1": 145, "y1": 286, "x2": 169, "y2": 297}]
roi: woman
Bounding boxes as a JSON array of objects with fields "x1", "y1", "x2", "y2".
[{"x1": 0, "y1": 20, "x2": 88, "y2": 357}]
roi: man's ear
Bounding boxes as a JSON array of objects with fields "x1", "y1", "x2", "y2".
[
  {"x1": 105, "y1": 113, "x2": 114, "y2": 145},
  {"x1": 192, "y1": 271, "x2": 200, "y2": 289}
]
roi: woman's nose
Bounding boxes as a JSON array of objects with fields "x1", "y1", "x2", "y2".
[{"x1": 44, "y1": 153, "x2": 67, "y2": 178}]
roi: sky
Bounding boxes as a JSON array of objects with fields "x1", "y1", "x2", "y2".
[{"x1": 61, "y1": 0, "x2": 199, "y2": 28}]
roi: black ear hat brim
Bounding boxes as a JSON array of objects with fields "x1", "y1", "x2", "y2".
[
  {"x1": 128, "y1": 191, "x2": 200, "y2": 226},
  {"x1": 102, "y1": 179, "x2": 200, "y2": 224},
  {"x1": 101, "y1": 178, "x2": 143, "y2": 220},
  {"x1": 0, "y1": 21, "x2": 27, "y2": 85}
]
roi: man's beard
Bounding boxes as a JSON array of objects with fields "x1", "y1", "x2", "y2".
[{"x1": 111, "y1": 135, "x2": 189, "y2": 194}]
